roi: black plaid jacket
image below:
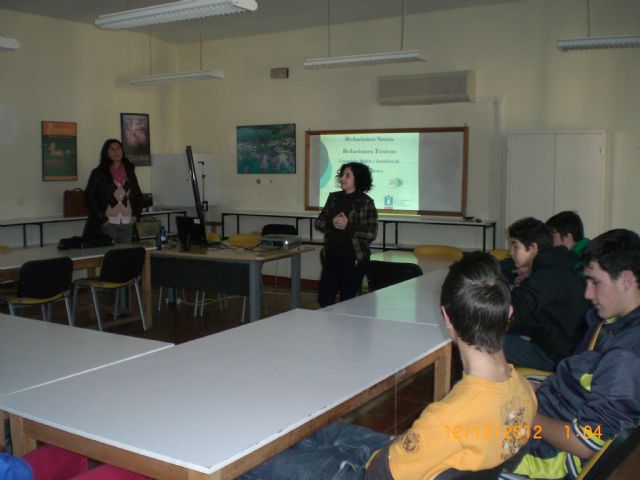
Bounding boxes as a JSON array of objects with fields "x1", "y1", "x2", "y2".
[{"x1": 315, "y1": 191, "x2": 378, "y2": 262}]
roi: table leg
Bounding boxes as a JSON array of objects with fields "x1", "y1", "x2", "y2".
[
  {"x1": 433, "y1": 342, "x2": 452, "y2": 401},
  {"x1": 290, "y1": 252, "x2": 301, "y2": 309},
  {"x1": 0, "y1": 410, "x2": 7, "y2": 452},
  {"x1": 249, "y1": 262, "x2": 260, "y2": 322},
  {"x1": 9, "y1": 415, "x2": 37, "y2": 456}
]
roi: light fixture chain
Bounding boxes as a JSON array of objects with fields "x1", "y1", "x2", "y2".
[
  {"x1": 327, "y1": 0, "x2": 331, "y2": 58},
  {"x1": 401, "y1": 0, "x2": 405, "y2": 51}
]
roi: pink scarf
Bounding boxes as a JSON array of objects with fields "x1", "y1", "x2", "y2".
[{"x1": 109, "y1": 162, "x2": 126, "y2": 186}]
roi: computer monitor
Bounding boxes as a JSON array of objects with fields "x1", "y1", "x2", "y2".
[
  {"x1": 176, "y1": 216, "x2": 207, "y2": 245},
  {"x1": 186, "y1": 145, "x2": 205, "y2": 224}
]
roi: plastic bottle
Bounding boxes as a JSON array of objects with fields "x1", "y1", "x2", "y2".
[{"x1": 159, "y1": 225, "x2": 167, "y2": 243}]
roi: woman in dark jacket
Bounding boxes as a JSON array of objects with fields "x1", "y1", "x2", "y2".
[
  {"x1": 83, "y1": 139, "x2": 143, "y2": 243},
  {"x1": 315, "y1": 162, "x2": 378, "y2": 307}
]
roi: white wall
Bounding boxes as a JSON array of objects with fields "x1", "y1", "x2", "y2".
[
  {"x1": 1, "y1": 0, "x2": 639, "y2": 253},
  {"x1": 0, "y1": 11, "x2": 177, "y2": 245}
]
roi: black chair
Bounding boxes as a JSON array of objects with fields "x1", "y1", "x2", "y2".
[
  {"x1": 72, "y1": 247, "x2": 148, "y2": 331},
  {"x1": 436, "y1": 466, "x2": 504, "y2": 479},
  {"x1": 0, "y1": 256, "x2": 73, "y2": 324},
  {"x1": 367, "y1": 260, "x2": 423, "y2": 292}
]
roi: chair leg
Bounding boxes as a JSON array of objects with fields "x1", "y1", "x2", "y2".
[
  {"x1": 261, "y1": 277, "x2": 268, "y2": 317},
  {"x1": 40, "y1": 304, "x2": 47, "y2": 321},
  {"x1": 194, "y1": 291, "x2": 201, "y2": 318},
  {"x1": 9, "y1": 303, "x2": 16, "y2": 316},
  {"x1": 72, "y1": 283, "x2": 81, "y2": 324},
  {"x1": 157, "y1": 286, "x2": 164, "y2": 311},
  {"x1": 113, "y1": 288, "x2": 119, "y2": 321},
  {"x1": 90, "y1": 286, "x2": 104, "y2": 331},
  {"x1": 241, "y1": 297, "x2": 246, "y2": 323},
  {"x1": 133, "y1": 280, "x2": 148, "y2": 331},
  {"x1": 46, "y1": 303, "x2": 52, "y2": 322},
  {"x1": 200, "y1": 292, "x2": 205, "y2": 317},
  {"x1": 64, "y1": 294, "x2": 73, "y2": 326}
]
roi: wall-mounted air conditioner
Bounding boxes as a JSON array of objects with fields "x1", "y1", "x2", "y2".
[{"x1": 377, "y1": 70, "x2": 475, "y2": 105}]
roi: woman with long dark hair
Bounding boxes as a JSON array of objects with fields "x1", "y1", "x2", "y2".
[
  {"x1": 315, "y1": 162, "x2": 378, "y2": 307},
  {"x1": 83, "y1": 139, "x2": 143, "y2": 243}
]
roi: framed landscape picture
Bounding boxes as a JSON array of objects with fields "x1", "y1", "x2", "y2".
[
  {"x1": 42, "y1": 121, "x2": 77, "y2": 181},
  {"x1": 237, "y1": 123, "x2": 296, "y2": 174},
  {"x1": 120, "y1": 113, "x2": 151, "y2": 166}
]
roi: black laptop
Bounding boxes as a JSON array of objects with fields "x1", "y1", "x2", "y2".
[{"x1": 176, "y1": 216, "x2": 219, "y2": 246}]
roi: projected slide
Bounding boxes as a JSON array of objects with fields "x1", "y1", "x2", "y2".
[
  {"x1": 318, "y1": 133, "x2": 420, "y2": 210},
  {"x1": 306, "y1": 128, "x2": 468, "y2": 215}
]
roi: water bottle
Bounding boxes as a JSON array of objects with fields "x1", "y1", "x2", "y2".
[{"x1": 159, "y1": 225, "x2": 167, "y2": 243}]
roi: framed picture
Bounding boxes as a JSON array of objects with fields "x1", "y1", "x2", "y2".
[
  {"x1": 42, "y1": 121, "x2": 77, "y2": 181},
  {"x1": 237, "y1": 123, "x2": 296, "y2": 174},
  {"x1": 120, "y1": 113, "x2": 151, "y2": 166}
]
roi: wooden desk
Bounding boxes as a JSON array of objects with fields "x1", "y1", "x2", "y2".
[
  {"x1": 0, "y1": 242, "x2": 156, "y2": 327},
  {"x1": 0, "y1": 209, "x2": 186, "y2": 247},
  {"x1": 0, "y1": 313, "x2": 172, "y2": 450},
  {"x1": 3, "y1": 309, "x2": 450, "y2": 479},
  {"x1": 150, "y1": 245, "x2": 314, "y2": 323},
  {"x1": 324, "y1": 269, "x2": 449, "y2": 327}
]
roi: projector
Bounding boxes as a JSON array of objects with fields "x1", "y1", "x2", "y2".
[{"x1": 259, "y1": 234, "x2": 302, "y2": 249}]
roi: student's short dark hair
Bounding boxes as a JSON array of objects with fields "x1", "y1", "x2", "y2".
[
  {"x1": 440, "y1": 252, "x2": 511, "y2": 353},
  {"x1": 336, "y1": 162, "x2": 373, "y2": 193},
  {"x1": 508, "y1": 217, "x2": 553, "y2": 251},
  {"x1": 582, "y1": 229, "x2": 640, "y2": 284},
  {"x1": 546, "y1": 211, "x2": 584, "y2": 242}
]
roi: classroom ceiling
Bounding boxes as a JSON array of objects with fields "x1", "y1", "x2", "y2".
[{"x1": 0, "y1": 0, "x2": 522, "y2": 44}]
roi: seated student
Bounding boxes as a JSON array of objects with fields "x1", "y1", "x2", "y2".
[
  {"x1": 506, "y1": 228, "x2": 640, "y2": 480},
  {"x1": 504, "y1": 217, "x2": 590, "y2": 371},
  {"x1": 240, "y1": 252, "x2": 537, "y2": 480},
  {"x1": 545, "y1": 211, "x2": 590, "y2": 256},
  {"x1": 501, "y1": 211, "x2": 589, "y2": 284}
]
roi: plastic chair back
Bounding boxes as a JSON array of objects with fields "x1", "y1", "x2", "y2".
[
  {"x1": 228, "y1": 233, "x2": 261, "y2": 248},
  {"x1": 261, "y1": 224, "x2": 298, "y2": 236},
  {"x1": 99, "y1": 247, "x2": 146, "y2": 284},
  {"x1": 17, "y1": 257, "x2": 72, "y2": 299},
  {"x1": 414, "y1": 245, "x2": 464, "y2": 261},
  {"x1": 489, "y1": 249, "x2": 510, "y2": 261},
  {"x1": 367, "y1": 260, "x2": 423, "y2": 292}
]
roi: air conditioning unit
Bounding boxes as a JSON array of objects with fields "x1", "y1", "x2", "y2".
[
  {"x1": 0, "y1": 36, "x2": 20, "y2": 51},
  {"x1": 377, "y1": 70, "x2": 475, "y2": 105}
]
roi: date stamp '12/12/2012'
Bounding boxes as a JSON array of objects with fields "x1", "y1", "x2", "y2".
[{"x1": 445, "y1": 424, "x2": 602, "y2": 441}]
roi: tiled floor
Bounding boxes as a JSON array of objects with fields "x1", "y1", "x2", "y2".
[{"x1": 10, "y1": 282, "x2": 640, "y2": 479}]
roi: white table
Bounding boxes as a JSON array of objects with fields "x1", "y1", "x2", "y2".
[
  {"x1": 0, "y1": 313, "x2": 172, "y2": 449},
  {"x1": 3, "y1": 309, "x2": 451, "y2": 479},
  {"x1": 324, "y1": 269, "x2": 449, "y2": 327},
  {"x1": 0, "y1": 209, "x2": 186, "y2": 247}
]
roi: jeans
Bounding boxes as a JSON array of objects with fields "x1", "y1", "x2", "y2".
[
  {"x1": 239, "y1": 422, "x2": 391, "y2": 480},
  {"x1": 102, "y1": 223, "x2": 134, "y2": 244},
  {"x1": 318, "y1": 254, "x2": 368, "y2": 307},
  {"x1": 504, "y1": 333, "x2": 557, "y2": 371}
]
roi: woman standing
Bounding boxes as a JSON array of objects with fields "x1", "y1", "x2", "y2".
[
  {"x1": 84, "y1": 139, "x2": 143, "y2": 244},
  {"x1": 315, "y1": 162, "x2": 378, "y2": 307}
]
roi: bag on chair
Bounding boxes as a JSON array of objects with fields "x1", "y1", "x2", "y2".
[{"x1": 63, "y1": 188, "x2": 89, "y2": 217}]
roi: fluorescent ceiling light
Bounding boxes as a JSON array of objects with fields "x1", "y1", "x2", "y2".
[
  {"x1": 95, "y1": 0, "x2": 257, "y2": 29},
  {"x1": 304, "y1": 50, "x2": 424, "y2": 70},
  {"x1": 130, "y1": 69, "x2": 224, "y2": 86},
  {"x1": 0, "y1": 36, "x2": 20, "y2": 51},
  {"x1": 558, "y1": 35, "x2": 640, "y2": 51}
]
